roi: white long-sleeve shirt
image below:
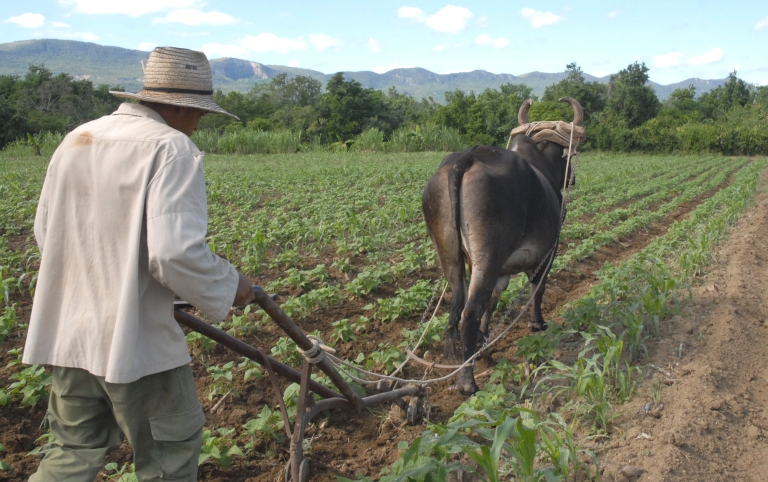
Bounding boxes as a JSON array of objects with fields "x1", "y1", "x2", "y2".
[{"x1": 23, "y1": 102, "x2": 239, "y2": 383}]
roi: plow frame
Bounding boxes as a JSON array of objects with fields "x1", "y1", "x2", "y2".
[{"x1": 174, "y1": 286, "x2": 425, "y2": 482}]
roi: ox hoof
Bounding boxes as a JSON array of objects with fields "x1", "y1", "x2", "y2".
[{"x1": 529, "y1": 321, "x2": 547, "y2": 332}]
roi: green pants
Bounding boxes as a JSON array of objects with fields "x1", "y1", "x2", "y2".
[{"x1": 30, "y1": 364, "x2": 206, "y2": 482}]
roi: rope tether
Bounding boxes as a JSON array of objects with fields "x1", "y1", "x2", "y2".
[{"x1": 297, "y1": 335, "x2": 336, "y2": 365}]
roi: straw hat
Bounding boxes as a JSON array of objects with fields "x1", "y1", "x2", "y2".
[{"x1": 110, "y1": 47, "x2": 239, "y2": 120}]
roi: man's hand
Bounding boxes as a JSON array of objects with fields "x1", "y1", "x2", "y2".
[{"x1": 233, "y1": 273, "x2": 256, "y2": 306}]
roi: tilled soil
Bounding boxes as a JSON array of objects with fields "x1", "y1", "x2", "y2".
[
  {"x1": 1, "y1": 166, "x2": 765, "y2": 481},
  {"x1": 596, "y1": 179, "x2": 768, "y2": 481}
]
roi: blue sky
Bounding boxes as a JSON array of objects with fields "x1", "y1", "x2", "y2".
[{"x1": 3, "y1": 1, "x2": 768, "y2": 86}]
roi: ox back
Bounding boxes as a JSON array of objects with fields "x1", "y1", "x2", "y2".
[{"x1": 422, "y1": 138, "x2": 569, "y2": 395}]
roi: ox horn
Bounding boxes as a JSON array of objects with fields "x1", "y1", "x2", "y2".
[
  {"x1": 558, "y1": 96, "x2": 584, "y2": 126},
  {"x1": 517, "y1": 98, "x2": 534, "y2": 126}
]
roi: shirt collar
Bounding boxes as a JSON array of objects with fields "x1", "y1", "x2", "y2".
[{"x1": 113, "y1": 102, "x2": 168, "y2": 125}]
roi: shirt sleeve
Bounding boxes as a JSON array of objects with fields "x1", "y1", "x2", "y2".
[
  {"x1": 34, "y1": 162, "x2": 54, "y2": 253},
  {"x1": 145, "y1": 152, "x2": 239, "y2": 321}
]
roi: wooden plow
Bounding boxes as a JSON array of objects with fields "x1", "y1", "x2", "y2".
[{"x1": 174, "y1": 286, "x2": 427, "y2": 482}]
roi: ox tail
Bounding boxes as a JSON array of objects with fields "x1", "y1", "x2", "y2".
[{"x1": 445, "y1": 155, "x2": 474, "y2": 356}]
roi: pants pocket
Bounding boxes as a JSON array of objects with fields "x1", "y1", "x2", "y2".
[
  {"x1": 149, "y1": 405, "x2": 205, "y2": 442},
  {"x1": 149, "y1": 406, "x2": 205, "y2": 479}
]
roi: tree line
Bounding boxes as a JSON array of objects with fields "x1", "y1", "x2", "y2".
[{"x1": 2, "y1": 62, "x2": 767, "y2": 154}]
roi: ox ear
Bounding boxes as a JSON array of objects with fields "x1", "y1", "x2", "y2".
[
  {"x1": 558, "y1": 97, "x2": 584, "y2": 126},
  {"x1": 518, "y1": 98, "x2": 534, "y2": 126}
]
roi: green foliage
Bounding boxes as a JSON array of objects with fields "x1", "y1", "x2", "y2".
[
  {"x1": 2, "y1": 364, "x2": 51, "y2": 407},
  {"x1": 315, "y1": 72, "x2": 399, "y2": 142},
  {"x1": 206, "y1": 361, "x2": 238, "y2": 401},
  {"x1": 698, "y1": 71, "x2": 754, "y2": 120},
  {"x1": 0, "y1": 442, "x2": 10, "y2": 471},
  {"x1": 192, "y1": 128, "x2": 302, "y2": 154},
  {"x1": 243, "y1": 405, "x2": 285, "y2": 446},
  {"x1": 603, "y1": 62, "x2": 660, "y2": 129},
  {"x1": 365, "y1": 280, "x2": 433, "y2": 323},
  {"x1": 104, "y1": 462, "x2": 138, "y2": 482},
  {"x1": 198, "y1": 428, "x2": 244, "y2": 470},
  {"x1": 0, "y1": 65, "x2": 122, "y2": 149},
  {"x1": 0, "y1": 303, "x2": 17, "y2": 343},
  {"x1": 543, "y1": 63, "x2": 608, "y2": 125},
  {"x1": 367, "y1": 343, "x2": 405, "y2": 373},
  {"x1": 433, "y1": 83, "x2": 534, "y2": 145}
]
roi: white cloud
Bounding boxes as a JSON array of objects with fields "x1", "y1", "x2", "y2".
[
  {"x1": 153, "y1": 9, "x2": 238, "y2": 25},
  {"x1": 240, "y1": 33, "x2": 307, "y2": 53},
  {"x1": 761, "y1": 80, "x2": 768, "y2": 86},
  {"x1": 61, "y1": 31, "x2": 98, "y2": 41},
  {"x1": 591, "y1": 70, "x2": 611, "y2": 78},
  {"x1": 398, "y1": 6, "x2": 426, "y2": 21},
  {"x1": 52, "y1": 21, "x2": 70, "y2": 28},
  {"x1": 367, "y1": 38, "x2": 381, "y2": 53},
  {"x1": 426, "y1": 5, "x2": 473, "y2": 34},
  {"x1": 288, "y1": 60, "x2": 300, "y2": 67},
  {"x1": 475, "y1": 34, "x2": 509, "y2": 48},
  {"x1": 138, "y1": 42, "x2": 156, "y2": 51},
  {"x1": 309, "y1": 33, "x2": 342, "y2": 51},
  {"x1": 201, "y1": 42, "x2": 249, "y2": 58},
  {"x1": 688, "y1": 47, "x2": 724, "y2": 66},
  {"x1": 755, "y1": 16, "x2": 768, "y2": 31},
  {"x1": 433, "y1": 44, "x2": 449, "y2": 52},
  {"x1": 520, "y1": 8, "x2": 562, "y2": 28},
  {"x1": 477, "y1": 15, "x2": 487, "y2": 25},
  {"x1": 6, "y1": 13, "x2": 46, "y2": 28},
  {"x1": 607, "y1": 9, "x2": 622, "y2": 18},
  {"x1": 59, "y1": 0, "x2": 203, "y2": 17},
  {"x1": 653, "y1": 51, "x2": 684, "y2": 68}
]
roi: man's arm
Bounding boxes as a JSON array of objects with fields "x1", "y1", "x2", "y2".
[{"x1": 145, "y1": 152, "x2": 252, "y2": 321}]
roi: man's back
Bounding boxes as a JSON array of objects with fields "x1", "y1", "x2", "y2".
[{"x1": 24, "y1": 102, "x2": 238, "y2": 383}]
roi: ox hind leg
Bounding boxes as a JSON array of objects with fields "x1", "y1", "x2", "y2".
[
  {"x1": 527, "y1": 258, "x2": 554, "y2": 332},
  {"x1": 478, "y1": 275, "x2": 511, "y2": 353},
  {"x1": 456, "y1": 268, "x2": 501, "y2": 395}
]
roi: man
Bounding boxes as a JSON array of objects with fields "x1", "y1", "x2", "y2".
[{"x1": 23, "y1": 47, "x2": 254, "y2": 481}]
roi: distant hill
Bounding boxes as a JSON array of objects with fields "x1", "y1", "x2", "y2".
[{"x1": 0, "y1": 39, "x2": 727, "y2": 101}]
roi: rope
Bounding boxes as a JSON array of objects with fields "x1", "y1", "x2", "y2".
[
  {"x1": 387, "y1": 282, "x2": 448, "y2": 378},
  {"x1": 297, "y1": 335, "x2": 336, "y2": 364}
]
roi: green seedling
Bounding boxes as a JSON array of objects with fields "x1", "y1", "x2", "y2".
[{"x1": 199, "y1": 428, "x2": 244, "y2": 470}]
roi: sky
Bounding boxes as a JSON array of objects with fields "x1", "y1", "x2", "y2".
[{"x1": 2, "y1": 0, "x2": 768, "y2": 86}]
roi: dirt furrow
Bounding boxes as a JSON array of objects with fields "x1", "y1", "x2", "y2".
[{"x1": 597, "y1": 175, "x2": 768, "y2": 481}]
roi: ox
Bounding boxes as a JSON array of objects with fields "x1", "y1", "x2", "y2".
[{"x1": 421, "y1": 97, "x2": 584, "y2": 394}]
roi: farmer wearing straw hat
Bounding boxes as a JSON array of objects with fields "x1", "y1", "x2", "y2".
[{"x1": 24, "y1": 47, "x2": 254, "y2": 481}]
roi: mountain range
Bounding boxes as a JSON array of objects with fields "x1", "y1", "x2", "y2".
[{"x1": 0, "y1": 39, "x2": 728, "y2": 101}]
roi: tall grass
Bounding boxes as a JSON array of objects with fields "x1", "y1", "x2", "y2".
[
  {"x1": 354, "y1": 124, "x2": 466, "y2": 153},
  {"x1": 192, "y1": 129, "x2": 303, "y2": 154},
  {"x1": 2, "y1": 132, "x2": 64, "y2": 157}
]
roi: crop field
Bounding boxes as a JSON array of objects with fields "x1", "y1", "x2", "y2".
[{"x1": 0, "y1": 146, "x2": 766, "y2": 481}]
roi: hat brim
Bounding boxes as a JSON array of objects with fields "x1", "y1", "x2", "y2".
[{"x1": 109, "y1": 90, "x2": 239, "y2": 121}]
